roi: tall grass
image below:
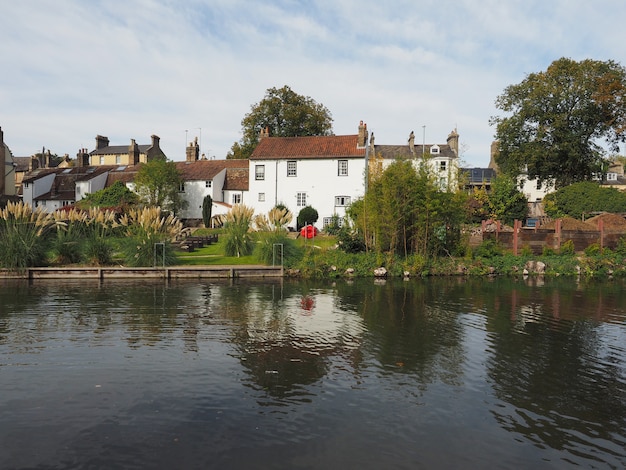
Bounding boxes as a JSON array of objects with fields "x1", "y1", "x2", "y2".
[
  {"x1": 118, "y1": 207, "x2": 184, "y2": 266},
  {"x1": 0, "y1": 202, "x2": 57, "y2": 269}
]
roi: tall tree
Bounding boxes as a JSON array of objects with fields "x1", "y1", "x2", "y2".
[
  {"x1": 491, "y1": 58, "x2": 626, "y2": 189},
  {"x1": 350, "y1": 160, "x2": 465, "y2": 257},
  {"x1": 487, "y1": 174, "x2": 529, "y2": 225},
  {"x1": 227, "y1": 85, "x2": 333, "y2": 159},
  {"x1": 133, "y1": 157, "x2": 187, "y2": 215}
]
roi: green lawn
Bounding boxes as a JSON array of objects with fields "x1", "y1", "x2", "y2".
[
  {"x1": 174, "y1": 231, "x2": 338, "y2": 266},
  {"x1": 174, "y1": 237, "x2": 259, "y2": 265}
]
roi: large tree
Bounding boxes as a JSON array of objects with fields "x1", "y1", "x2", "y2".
[
  {"x1": 133, "y1": 157, "x2": 187, "y2": 215},
  {"x1": 491, "y1": 58, "x2": 626, "y2": 189},
  {"x1": 227, "y1": 85, "x2": 333, "y2": 159}
]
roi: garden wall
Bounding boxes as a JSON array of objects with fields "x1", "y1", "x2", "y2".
[{"x1": 482, "y1": 217, "x2": 626, "y2": 254}]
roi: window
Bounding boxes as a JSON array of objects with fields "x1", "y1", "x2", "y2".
[
  {"x1": 258, "y1": 192, "x2": 265, "y2": 202},
  {"x1": 536, "y1": 180, "x2": 542, "y2": 190},
  {"x1": 607, "y1": 172, "x2": 618, "y2": 181},
  {"x1": 287, "y1": 161, "x2": 297, "y2": 177},
  {"x1": 115, "y1": 155, "x2": 121, "y2": 165},
  {"x1": 335, "y1": 196, "x2": 351, "y2": 206},
  {"x1": 205, "y1": 180, "x2": 212, "y2": 188},
  {"x1": 297, "y1": 192, "x2": 307, "y2": 207},
  {"x1": 323, "y1": 216, "x2": 344, "y2": 228},
  {"x1": 439, "y1": 160, "x2": 447, "y2": 172},
  {"x1": 255, "y1": 165, "x2": 265, "y2": 180},
  {"x1": 178, "y1": 181, "x2": 185, "y2": 192},
  {"x1": 99, "y1": 156, "x2": 104, "y2": 165},
  {"x1": 232, "y1": 194, "x2": 241, "y2": 204},
  {"x1": 338, "y1": 160, "x2": 348, "y2": 176},
  {"x1": 431, "y1": 145, "x2": 440, "y2": 155}
]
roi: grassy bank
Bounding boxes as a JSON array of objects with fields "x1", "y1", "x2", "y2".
[{"x1": 175, "y1": 231, "x2": 626, "y2": 279}]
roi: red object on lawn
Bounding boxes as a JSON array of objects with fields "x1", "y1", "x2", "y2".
[{"x1": 300, "y1": 225, "x2": 318, "y2": 238}]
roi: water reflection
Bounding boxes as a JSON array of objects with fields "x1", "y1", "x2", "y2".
[{"x1": 0, "y1": 277, "x2": 625, "y2": 469}]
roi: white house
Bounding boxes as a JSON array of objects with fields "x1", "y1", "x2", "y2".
[
  {"x1": 371, "y1": 128, "x2": 461, "y2": 190},
  {"x1": 175, "y1": 160, "x2": 249, "y2": 223},
  {"x1": 249, "y1": 121, "x2": 369, "y2": 229},
  {"x1": 21, "y1": 166, "x2": 113, "y2": 211}
]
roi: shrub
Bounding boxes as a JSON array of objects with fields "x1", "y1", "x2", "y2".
[
  {"x1": 473, "y1": 239, "x2": 503, "y2": 258},
  {"x1": 584, "y1": 243, "x2": 602, "y2": 257},
  {"x1": 559, "y1": 239, "x2": 576, "y2": 255},
  {"x1": 297, "y1": 205, "x2": 319, "y2": 230}
]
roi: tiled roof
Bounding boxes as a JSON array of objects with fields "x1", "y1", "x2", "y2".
[
  {"x1": 175, "y1": 159, "x2": 248, "y2": 181},
  {"x1": 91, "y1": 145, "x2": 151, "y2": 155},
  {"x1": 250, "y1": 135, "x2": 366, "y2": 160},
  {"x1": 12, "y1": 156, "x2": 31, "y2": 171},
  {"x1": 223, "y1": 168, "x2": 249, "y2": 191},
  {"x1": 21, "y1": 168, "x2": 62, "y2": 184},
  {"x1": 105, "y1": 165, "x2": 140, "y2": 186},
  {"x1": 374, "y1": 144, "x2": 457, "y2": 159}
]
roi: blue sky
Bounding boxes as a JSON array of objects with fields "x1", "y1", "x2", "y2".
[{"x1": 2, "y1": 0, "x2": 625, "y2": 167}]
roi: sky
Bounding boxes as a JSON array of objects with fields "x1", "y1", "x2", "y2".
[{"x1": 2, "y1": 0, "x2": 626, "y2": 167}]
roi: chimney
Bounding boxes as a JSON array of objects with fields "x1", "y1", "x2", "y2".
[
  {"x1": 186, "y1": 136, "x2": 199, "y2": 162},
  {"x1": 259, "y1": 127, "x2": 270, "y2": 140},
  {"x1": 76, "y1": 148, "x2": 90, "y2": 167},
  {"x1": 151, "y1": 134, "x2": 160, "y2": 149},
  {"x1": 489, "y1": 141, "x2": 500, "y2": 170},
  {"x1": 96, "y1": 135, "x2": 109, "y2": 150},
  {"x1": 357, "y1": 121, "x2": 368, "y2": 148},
  {"x1": 447, "y1": 128, "x2": 459, "y2": 156},
  {"x1": 129, "y1": 139, "x2": 140, "y2": 165},
  {"x1": 408, "y1": 131, "x2": 415, "y2": 155}
]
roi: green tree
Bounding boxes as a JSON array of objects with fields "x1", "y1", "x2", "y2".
[
  {"x1": 297, "y1": 205, "x2": 319, "y2": 230},
  {"x1": 350, "y1": 160, "x2": 466, "y2": 257},
  {"x1": 202, "y1": 195, "x2": 213, "y2": 228},
  {"x1": 133, "y1": 157, "x2": 187, "y2": 215},
  {"x1": 491, "y1": 58, "x2": 626, "y2": 189},
  {"x1": 227, "y1": 85, "x2": 333, "y2": 159},
  {"x1": 543, "y1": 181, "x2": 626, "y2": 219},
  {"x1": 487, "y1": 174, "x2": 529, "y2": 225}
]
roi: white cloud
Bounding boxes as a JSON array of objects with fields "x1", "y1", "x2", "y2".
[{"x1": 2, "y1": 0, "x2": 626, "y2": 166}]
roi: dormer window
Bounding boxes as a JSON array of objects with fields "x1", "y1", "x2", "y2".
[{"x1": 430, "y1": 145, "x2": 440, "y2": 155}]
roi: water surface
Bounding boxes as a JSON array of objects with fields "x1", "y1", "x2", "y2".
[{"x1": 1, "y1": 277, "x2": 625, "y2": 469}]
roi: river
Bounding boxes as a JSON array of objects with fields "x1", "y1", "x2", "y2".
[{"x1": 1, "y1": 276, "x2": 625, "y2": 469}]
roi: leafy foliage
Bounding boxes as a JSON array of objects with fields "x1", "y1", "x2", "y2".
[
  {"x1": 543, "y1": 181, "x2": 626, "y2": 219},
  {"x1": 491, "y1": 58, "x2": 626, "y2": 188},
  {"x1": 133, "y1": 157, "x2": 187, "y2": 215},
  {"x1": 227, "y1": 85, "x2": 333, "y2": 159},
  {"x1": 297, "y1": 205, "x2": 319, "y2": 230},
  {"x1": 78, "y1": 181, "x2": 138, "y2": 209},
  {"x1": 487, "y1": 174, "x2": 529, "y2": 225},
  {"x1": 350, "y1": 160, "x2": 466, "y2": 257}
]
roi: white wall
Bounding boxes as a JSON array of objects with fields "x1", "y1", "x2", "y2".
[
  {"x1": 22, "y1": 173, "x2": 55, "y2": 208},
  {"x1": 248, "y1": 157, "x2": 366, "y2": 229}
]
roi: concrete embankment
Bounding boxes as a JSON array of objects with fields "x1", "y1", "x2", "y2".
[{"x1": 0, "y1": 265, "x2": 283, "y2": 280}]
